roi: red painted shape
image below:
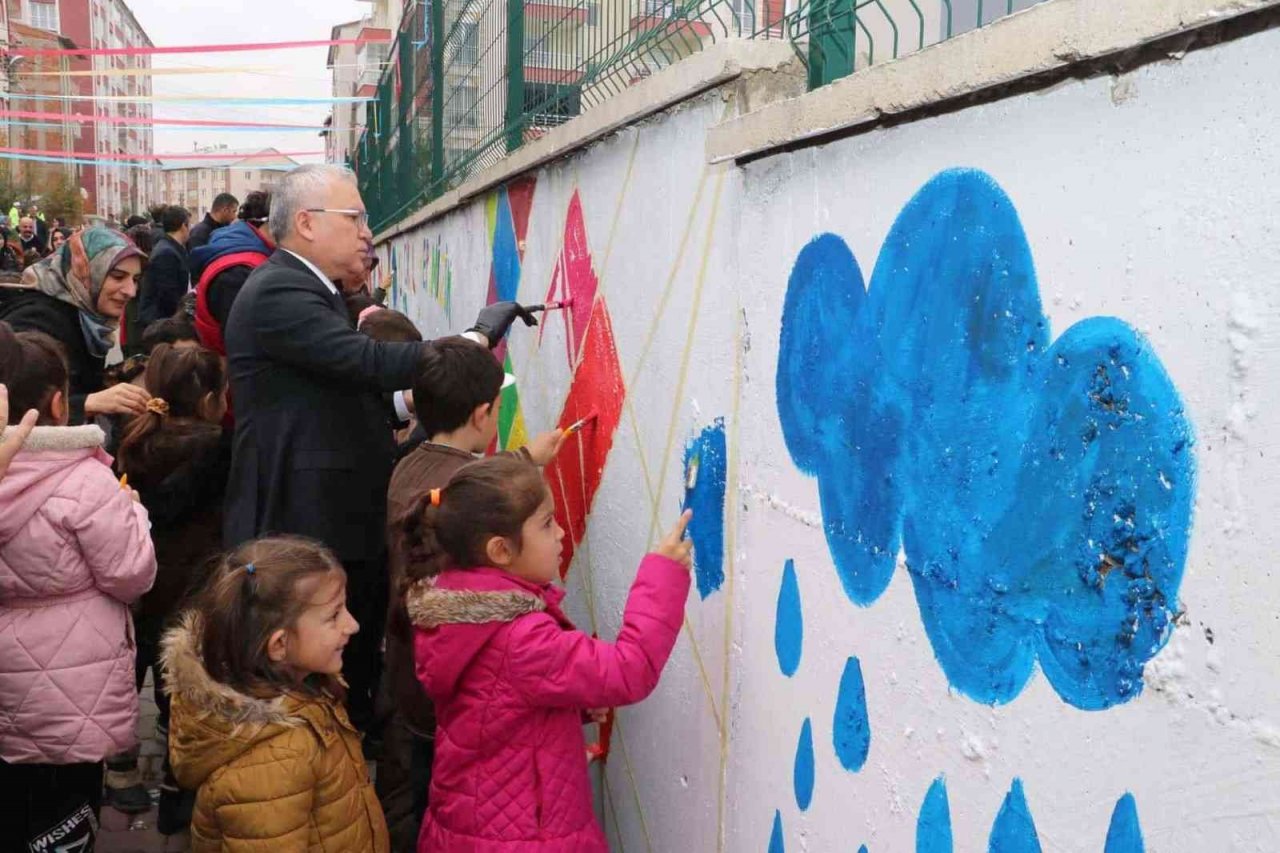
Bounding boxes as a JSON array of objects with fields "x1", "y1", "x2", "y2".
[
  {"x1": 541, "y1": 192, "x2": 599, "y2": 368},
  {"x1": 544, "y1": 297, "x2": 625, "y2": 578},
  {"x1": 507, "y1": 177, "x2": 537, "y2": 261}
]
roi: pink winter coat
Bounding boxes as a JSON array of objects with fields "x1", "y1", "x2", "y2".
[
  {"x1": 0, "y1": 424, "x2": 157, "y2": 764},
  {"x1": 407, "y1": 556, "x2": 690, "y2": 852}
]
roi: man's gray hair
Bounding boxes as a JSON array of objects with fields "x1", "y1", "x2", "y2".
[{"x1": 269, "y1": 163, "x2": 357, "y2": 243}]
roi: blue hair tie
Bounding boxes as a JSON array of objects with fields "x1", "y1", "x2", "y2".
[{"x1": 245, "y1": 562, "x2": 256, "y2": 576}]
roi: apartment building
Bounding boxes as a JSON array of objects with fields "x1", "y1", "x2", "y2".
[
  {"x1": 158, "y1": 147, "x2": 299, "y2": 218},
  {"x1": 2, "y1": 19, "x2": 84, "y2": 194},
  {"x1": 325, "y1": 0, "x2": 401, "y2": 165}
]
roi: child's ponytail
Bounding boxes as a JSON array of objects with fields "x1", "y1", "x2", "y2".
[
  {"x1": 397, "y1": 455, "x2": 549, "y2": 593},
  {"x1": 117, "y1": 343, "x2": 225, "y2": 482}
]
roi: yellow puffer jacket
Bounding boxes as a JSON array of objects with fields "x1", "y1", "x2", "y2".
[{"x1": 161, "y1": 613, "x2": 389, "y2": 852}]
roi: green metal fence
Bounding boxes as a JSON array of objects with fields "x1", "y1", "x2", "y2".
[{"x1": 355, "y1": 0, "x2": 1047, "y2": 234}]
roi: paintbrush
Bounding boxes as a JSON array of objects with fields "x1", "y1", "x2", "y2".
[
  {"x1": 524, "y1": 298, "x2": 575, "y2": 313},
  {"x1": 562, "y1": 410, "x2": 598, "y2": 437}
]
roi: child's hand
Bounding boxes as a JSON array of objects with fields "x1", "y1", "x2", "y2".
[
  {"x1": 526, "y1": 429, "x2": 567, "y2": 466},
  {"x1": 585, "y1": 707, "x2": 610, "y2": 725},
  {"x1": 655, "y1": 510, "x2": 693, "y2": 569}
]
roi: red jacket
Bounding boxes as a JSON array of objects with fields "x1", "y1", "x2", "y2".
[{"x1": 408, "y1": 557, "x2": 689, "y2": 852}]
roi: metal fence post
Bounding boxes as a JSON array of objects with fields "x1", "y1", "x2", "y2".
[
  {"x1": 430, "y1": 0, "x2": 445, "y2": 197},
  {"x1": 505, "y1": 0, "x2": 526, "y2": 154}
]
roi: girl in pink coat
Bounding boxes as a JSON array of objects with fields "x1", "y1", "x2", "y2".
[
  {"x1": 400, "y1": 455, "x2": 693, "y2": 852},
  {"x1": 0, "y1": 322, "x2": 156, "y2": 851}
]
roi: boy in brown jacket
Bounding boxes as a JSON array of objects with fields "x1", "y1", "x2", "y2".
[{"x1": 379, "y1": 336, "x2": 563, "y2": 851}]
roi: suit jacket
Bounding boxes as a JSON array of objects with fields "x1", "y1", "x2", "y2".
[
  {"x1": 138, "y1": 234, "x2": 190, "y2": 325},
  {"x1": 222, "y1": 249, "x2": 426, "y2": 561}
]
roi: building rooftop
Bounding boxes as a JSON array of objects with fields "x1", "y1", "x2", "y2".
[{"x1": 158, "y1": 148, "x2": 301, "y2": 172}]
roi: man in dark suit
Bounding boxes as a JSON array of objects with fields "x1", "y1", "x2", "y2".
[
  {"x1": 187, "y1": 193, "x2": 239, "y2": 271},
  {"x1": 222, "y1": 163, "x2": 533, "y2": 735},
  {"x1": 137, "y1": 205, "x2": 191, "y2": 325}
]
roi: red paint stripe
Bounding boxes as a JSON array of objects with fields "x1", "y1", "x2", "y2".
[
  {"x1": 0, "y1": 109, "x2": 318, "y2": 129},
  {"x1": 10, "y1": 37, "x2": 391, "y2": 58},
  {"x1": 0, "y1": 146, "x2": 322, "y2": 162}
]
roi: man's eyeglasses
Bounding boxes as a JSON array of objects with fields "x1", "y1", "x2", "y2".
[{"x1": 305, "y1": 208, "x2": 369, "y2": 230}]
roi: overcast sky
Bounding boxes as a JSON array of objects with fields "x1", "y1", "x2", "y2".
[{"x1": 121, "y1": 0, "x2": 372, "y2": 160}]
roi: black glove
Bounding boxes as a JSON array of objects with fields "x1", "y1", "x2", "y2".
[{"x1": 468, "y1": 301, "x2": 538, "y2": 348}]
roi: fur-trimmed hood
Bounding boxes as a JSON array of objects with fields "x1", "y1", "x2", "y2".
[
  {"x1": 160, "y1": 611, "x2": 314, "y2": 789},
  {"x1": 407, "y1": 567, "x2": 559, "y2": 703},
  {"x1": 0, "y1": 424, "x2": 110, "y2": 543}
]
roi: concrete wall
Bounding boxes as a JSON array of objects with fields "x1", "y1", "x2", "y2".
[{"x1": 374, "y1": 5, "x2": 1280, "y2": 850}]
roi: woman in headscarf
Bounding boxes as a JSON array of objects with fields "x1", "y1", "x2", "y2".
[{"x1": 0, "y1": 227, "x2": 151, "y2": 424}]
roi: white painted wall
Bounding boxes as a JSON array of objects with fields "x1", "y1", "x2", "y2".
[{"x1": 377, "y1": 21, "x2": 1280, "y2": 852}]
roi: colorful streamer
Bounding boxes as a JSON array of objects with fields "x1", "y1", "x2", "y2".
[
  {"x1": 0, "y1": 145, "x2": 323, "y2": 162},
  {"x1": 10, "y1": 37, "x2": 392, "y2": 59},
  {"x1": 19, "y1": 62, "x2": 392, "y2": 78},
  {"x1": 13, "y1": 93, "x2": 372, "y2": 105},
  {"x1": 1, "y1": 119, "x2": 323, "y2": 133},
  {"x1": 0, "y1": 108, "x2": 324, "y2": 130}
]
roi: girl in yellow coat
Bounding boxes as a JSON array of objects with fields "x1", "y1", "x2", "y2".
[{"x1": 161, "y1": 536, "x2": 389, "y2": 852}]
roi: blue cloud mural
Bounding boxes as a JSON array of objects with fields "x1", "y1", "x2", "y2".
[{"x1": 776, "y1": 168, "x2": 1195, "y2": 709}]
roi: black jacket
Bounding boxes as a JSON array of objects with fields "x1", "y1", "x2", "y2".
[
  {"x1": 138, "y1": 234, "x2": 190, "y2": 325},
  {"x1": 222, "y1": 250, "x2": 428, "y2": 561},
  {"x1": 0, "y1": 286, "x2": 102, "y2": 423},
  {"x1": 125, "y1": 423, "x2": 231, "y2": 619},
  {"x1": 186, "y1": 213, "x2": 222, "y2": 254}
]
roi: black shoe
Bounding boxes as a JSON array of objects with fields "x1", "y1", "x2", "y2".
[
  {"x1": 104, "y1": 780, "x2": 153, "y2": 815},
  {"x1": 157, "y1": 785, "x2": 194, "y2": 835}
]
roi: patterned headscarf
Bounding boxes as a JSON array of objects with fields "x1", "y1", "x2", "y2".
[{"x1": 21, "y1": 227, "x2": 146, "y2": 358}]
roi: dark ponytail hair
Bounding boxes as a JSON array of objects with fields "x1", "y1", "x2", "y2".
[
  {"x1": 0, "y1": 321, "x2": 69, "y2": 425},
  {"x1": 399, "y1": 455, "x2": 550, "y2": 586},
  {"x1": 183, "y1": 536, "x2": 347, "y2": 700},
  {"x1": 116, "y1": 343, "x2": 225, "y2": 483}
]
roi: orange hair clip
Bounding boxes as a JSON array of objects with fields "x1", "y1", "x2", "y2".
[{"x1": 429, "y1": 488, "x2": 442, "y2": 507}]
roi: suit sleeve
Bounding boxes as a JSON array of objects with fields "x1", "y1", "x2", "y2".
[
  {"x1": 252, "y1": 275, "x2": 426, "y2": 391},
  {"x1": 202, "y1": 735, "x2": 317, "y2": 850},
  {"x1": 68, "y1": 464, "x2": 157, "y2": 603},
  {"x1": 506, "y1": 555, "x2": 690, "y2": 709}
]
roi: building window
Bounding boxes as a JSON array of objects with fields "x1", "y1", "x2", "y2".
[
  {"x1": 444, "y1": 84, "x2": 478, "y2": 128},
  {"x1": 28, "y1": 0, "x2": 59, "y2": 31},
  {"x1": 454, "y1": 22, "x2": 479, "y2": 66},
  {"x1": 246, "y1": 171, "x2": 253, "y2": 180}
]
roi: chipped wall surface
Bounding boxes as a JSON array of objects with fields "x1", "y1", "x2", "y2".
[{"x1": 377, "y1": 22, "x2": 1280, "y2": 853}]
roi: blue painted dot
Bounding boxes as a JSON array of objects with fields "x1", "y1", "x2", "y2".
[
  {"x1": 775, "y1": 559, "x2": 802, "y2": 677},
  {"x1": 768, "y1": 810, "x2": 785, "y2": 853},
  {"x1": 833, "y1": 656, "x2": 870, "y2": 771},
  {"x1": 793, "y1": 718, "x2": 815, "y2": 811},
  {"x1": 917, "y1": 776, "x2": 953, "y2": 853},
  {"x1": 989, "y1": 779, "x2": 1041, "y2": 853},
  {"x1": 1104, "y1": 793, "x2": 1145, "y2": 853},
  {"x1": 858, "y1": 846, "x2": 869, "y2": 853}
]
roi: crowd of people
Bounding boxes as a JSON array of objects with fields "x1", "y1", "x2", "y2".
[{"x1": 0, "y1": 163, "x2": 694, "y2": 853}]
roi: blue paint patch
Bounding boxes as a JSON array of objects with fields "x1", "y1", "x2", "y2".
[
  {"x1": 775, "y1": 560, "x2": 803, "y2": 677},
  {"x1": 917, "y1": 776, "x2": 953, "y2": 853},
  {"x1": 832, "y1": 656, "x2": 870, "y2": 771},
  {"x1": 775, "y1": 168, "x2": 1196, "y2": 709},
  {"x1": 1104, "y1": 793, "x2": 1145, "y2": 853},
  {"x1": 492, "y1": 189, "x2": 521, "y2": 303},
  {"x1": 858, "y1": 847, "x2": 869, "y2": 853},
  {"x1": 768, "y1": 810, "x2": 785, "y2": 853},
  {"x1": 683, "y1": 418, "x2": 728, "y2": 598},
  {"x1": 989, "y1": 779, "x2": 1041, "y2": 853},
  {"x1": 793, "y1": 718, "x2": 815, "y2": 811}
]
